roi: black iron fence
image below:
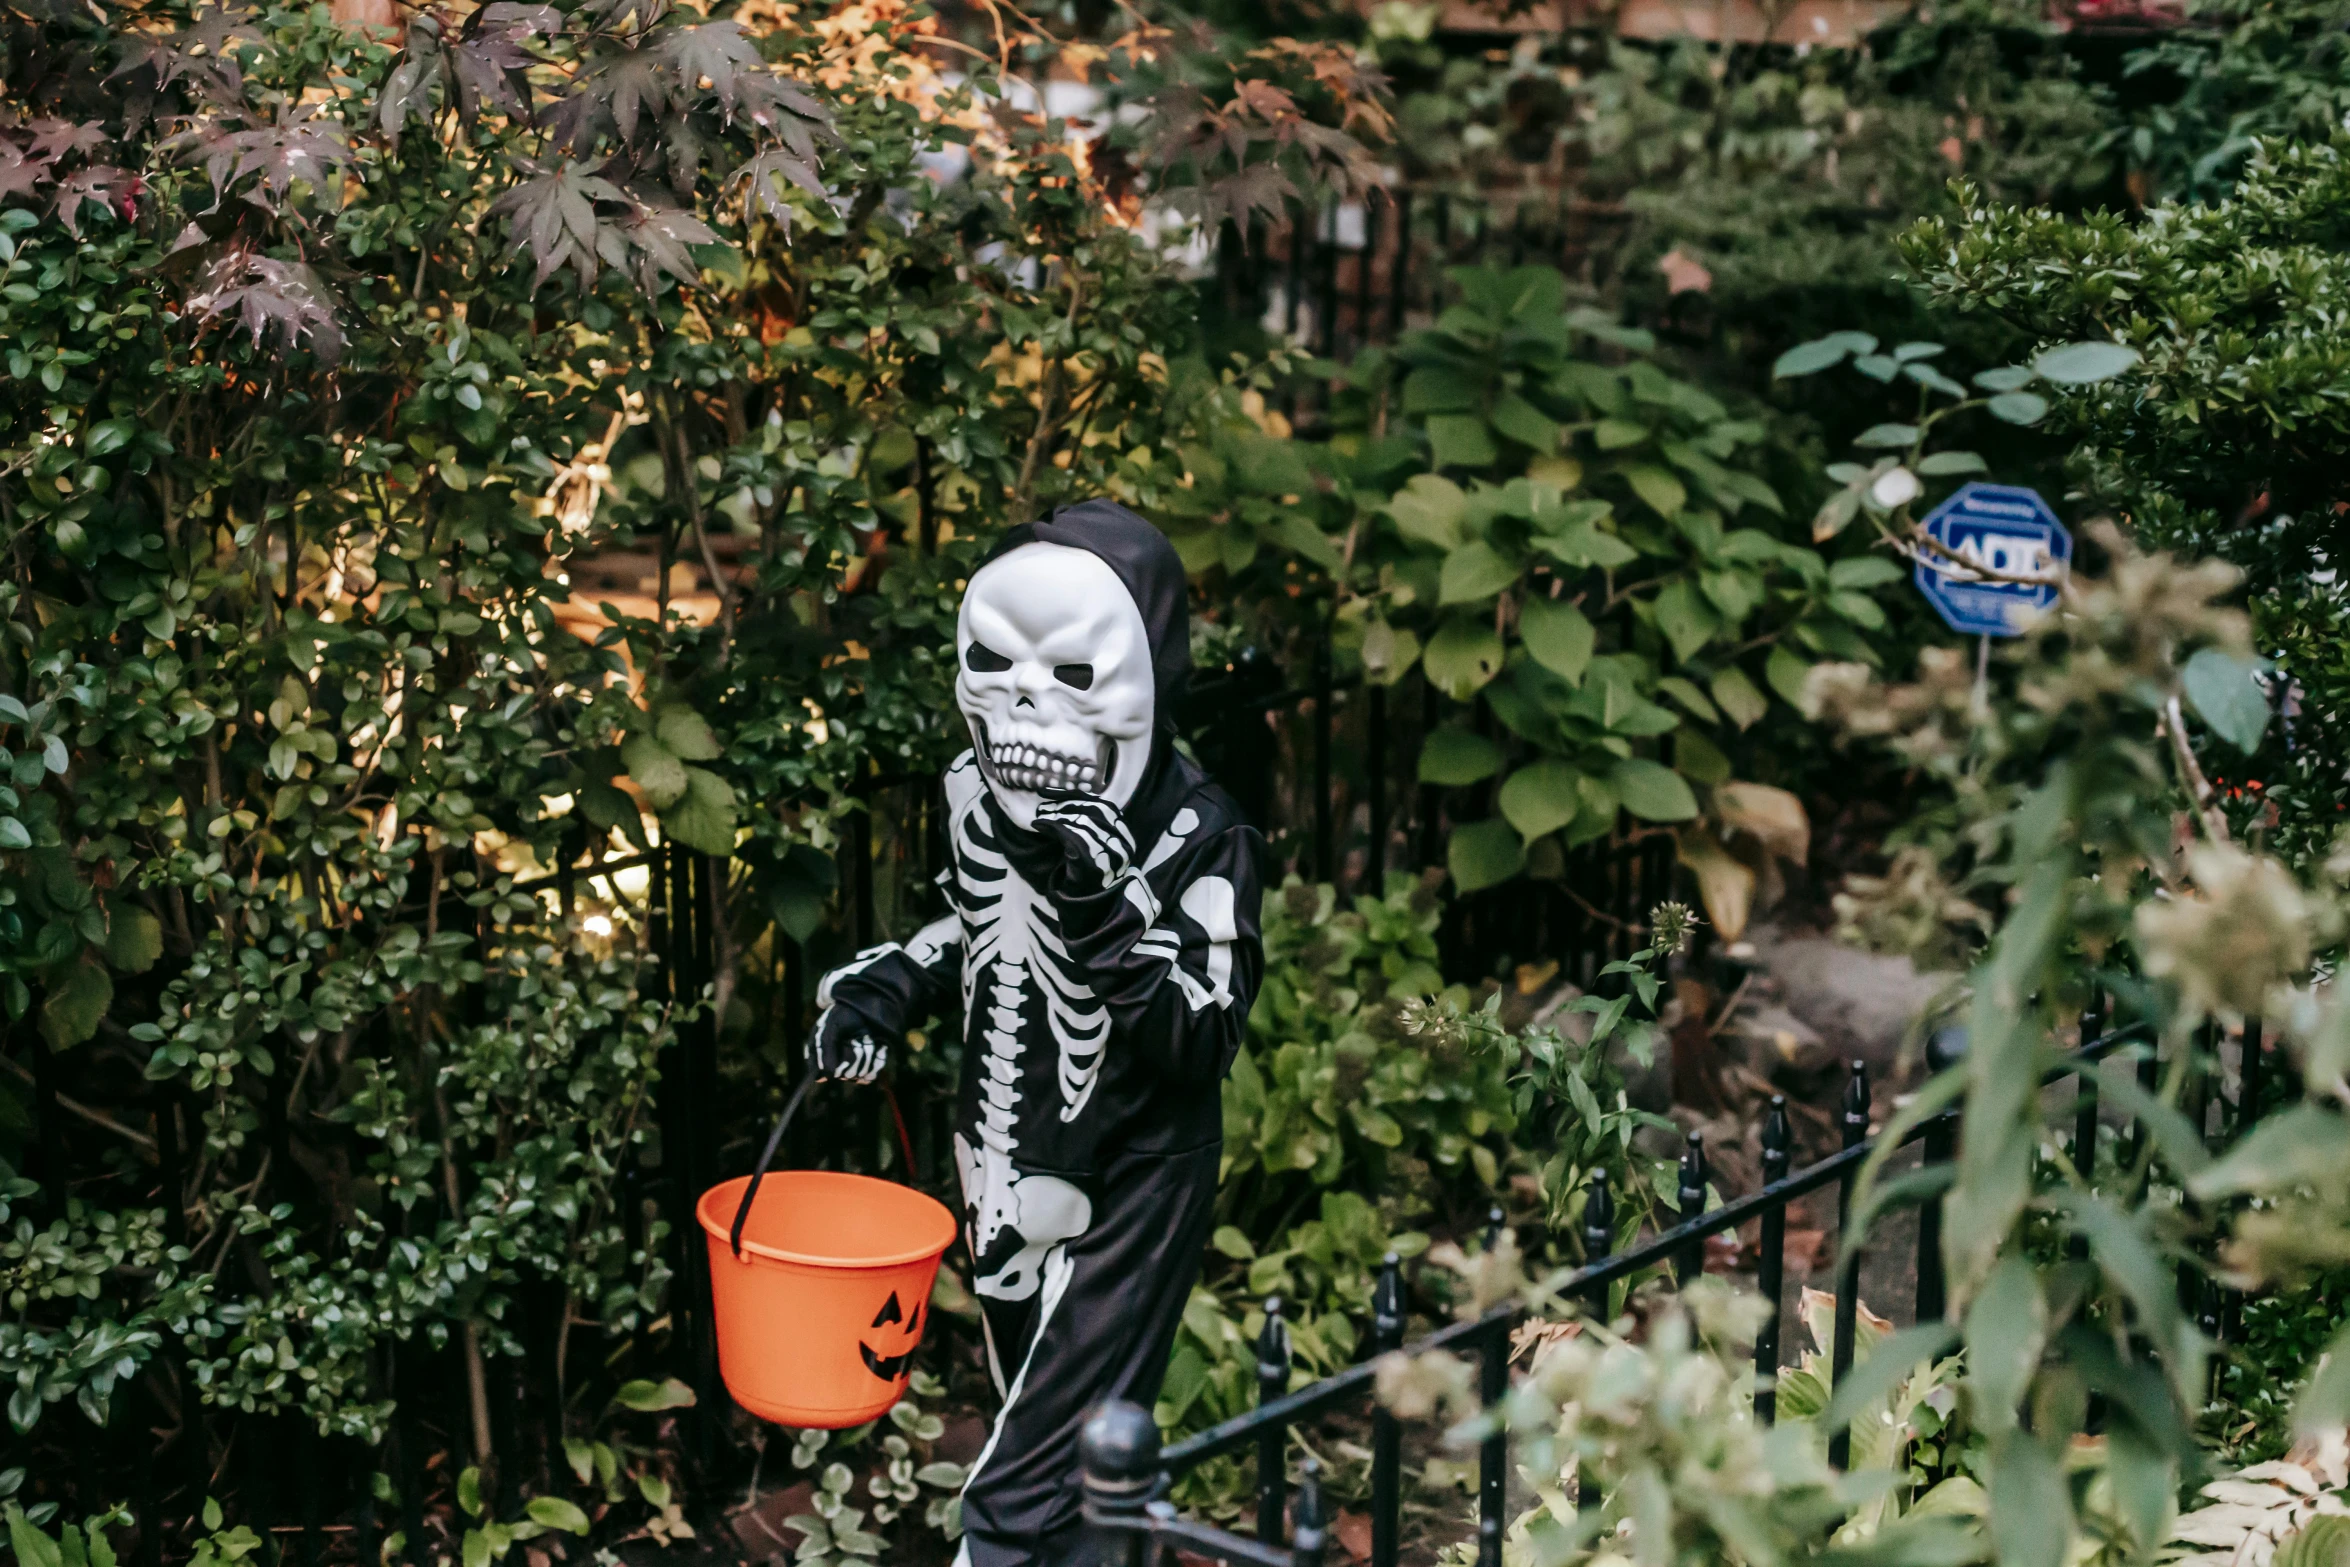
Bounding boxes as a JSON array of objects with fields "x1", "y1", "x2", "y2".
[{"x1": 1072, "y1": 999, "x2": 2261, "y2": 1566}]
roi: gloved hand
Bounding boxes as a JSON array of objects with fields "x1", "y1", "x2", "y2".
[
  {"x1": 1032, "y1": 793, "x2": 1134, "y2": 898},
  {"x1": 807, "y1": 1004, "x2": 888, "y2": 1084}
]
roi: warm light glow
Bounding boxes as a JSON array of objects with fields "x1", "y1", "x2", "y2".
[{"x1": 582, "y1": 914, "x2": 614, "y2": 937}]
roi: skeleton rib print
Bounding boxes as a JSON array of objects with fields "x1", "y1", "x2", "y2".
[{"x1": 949, "y1": 764, "x2": 1110, "y2": 1129}]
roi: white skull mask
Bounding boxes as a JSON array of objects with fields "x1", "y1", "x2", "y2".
[{"x1": 955, "y1": 542, "x2": 1156, "y2": 829}]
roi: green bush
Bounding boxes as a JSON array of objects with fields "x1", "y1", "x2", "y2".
[
  {"x1": 1164, "y1": 264, "x2": 1897, "y2": 937},
  {"x1": 1902, "y1": 135, "x2": 2350, "y2": 865},
  {"x1": 1222, "y1": 874, "x2": 1508, "y2": 1209},
  {"x1": 0, "y1": 0, "x2": 1207, "y2": 1513}
]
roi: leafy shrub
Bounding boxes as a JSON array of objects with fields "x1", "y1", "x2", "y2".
[
  {"x1": 0, "y1": 0, "x2": 1232, "y2": 1526},
  {"x1": 1221, "y1": 873, "x2": 1509, "y2": 1213},
  {"x1": 1162, "y1": 264, "x2": 1890, "y2": 935},
  {"x1": 1902, "y1": 136, "x2": 2350, "y2": 867}
]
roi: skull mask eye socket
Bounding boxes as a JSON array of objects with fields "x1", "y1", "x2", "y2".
[
  {"x1": 965, "y1": 641, "x2": 1012, "y2": 673},
  {"x1": 1053, "y1": 664, "x2": 1094, "y2": 690}
]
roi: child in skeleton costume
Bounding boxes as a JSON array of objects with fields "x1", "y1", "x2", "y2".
[{"x1": 805, "y1": 501, "x2": 1265, "y2": 1567}]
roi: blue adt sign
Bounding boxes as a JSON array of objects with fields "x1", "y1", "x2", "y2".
[{"x1": 1914, "y1": 482, "x2": 2071, "y2": 637}]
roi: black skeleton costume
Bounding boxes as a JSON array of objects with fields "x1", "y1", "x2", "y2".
[{"x1": 806, "y1": 502, "x2": 1266, "y2": 1567}]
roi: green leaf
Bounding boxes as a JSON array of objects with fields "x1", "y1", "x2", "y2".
[
  {"x1": 1818, "y1": 1321, "x2": 1959, "y2": 1436},
  {"x1": 104, "y1": 906, "x2": 163, "y2": 974},
  {"x1": 1384, "y1": 474, "x2": 1467, "y2": 551},
  {"x1": 2104, "y1": 1424, "x2": 2175, "y2": 1563},
  {"x1": 1973, "y1": 366, "x2": 2035, "y2": 392},
  {"x1": 1593, "y1": 418, "x2": 1649, "y2": 450},
  {"x1": 1812, "y1": 488, "x2": 1861, "y2": 542},
  {"x1": 1987, "y1": 392, "x2": 2048, "y2": 426},
  {"x1": 1772, "y1": 332, "x2": 1874, "y2": 378},
  {"x1": 655, "y1": 707, "x2": 723, "y2": 761},
  {"x1": 563, "y1": 1439, "x2": 596, "y2": 1485},
  {"x1": 1765, "y1": 646, "x2": 1811, "y2": 708},
  {"x1": 10, "y1": 1505, "x2": 64, "y2": 1567},
  {"x1": 1826, "y1": 1516, "x2": 1991, "y2": 1567},
  {"x1": 1655, "y1": 676, "x2": 1718, "y2": 724},
  {"x1": 1439, "y1": 541, "x2": 1521, "y2": 605},
  {"x1": 2182, "y1": 647, "x2": 2271, "y2": 753},
  {"x1": 1490, "y1": 393, "x2": 1559, "y2": 452},
  {"x1": 620, "y1": 733, "x2": 688, "y2": 809},
  {"x1": 1402, "y1": 365, "x2": 1482, "y2": 414},
  {"x1": 2087, "y1": 1060, "x2": 2211, "y2": 1182},
  {"x1": 1622, "y1": 464, "x2": 1685, "y2": 519},
  {"x1": 2298, "y1": 1320, "x2": 2350, "y2": 1439},
  {"x1": 1709, "y1": 667, "x2": 1768, "y2": 730},
  {"x1": 1536, "y1": 522, "x2": 1639, "y2": 571},
  {"x1": 1652, "y1": 580, "x2": 1717, "y2": 663},
  {"x1": 1447, "y1": 819, "x2": 1525, "y2": 892},
  {"x1": 1672, "y1": 725, "x2": 1731, "y2": 785},
  {"x1": 461, "y1": 1532, "x2": 491, "y2": 1567},
  {"x1": 1211, "y1": 1225, "x2": 1256, "y2": 1260},
  {"x1": 524, "y1": 1499, "x2": 590, "y2": 1536},
  {"x1": 1418, "y1": 728, "x2": 1505, "y2": 786},
  {"x1": 1916, "y1": 450, "x2": 1987, "y2": 476},
  {"x1": 613, "y1": 1377, "x2": 698, "y2": 1412},
  {"x1": 1270, "y1": 512, "x2": 1343, "y2": 571},
  {"x1": 1964, "y1": 1254, "x2": 2045, "y2": 1431},
  {"x1": 661, "y1": 767, "x2": 738, "y2": 856},
  {"x1": 458, "y1": 1468, "x2": 485, "y2": 1520},
  {"x1": 1987, "y1": 1431, "x2": 2074, "y2": 1567},
  {"x1": 1518, "y1": 595, "x2": 1594, "y2": 685},
  {"x1": 1359, "y1": 618, "x2": 1422, "y2": 686},
  {"x1": 1424, "y1": 621, "x2": 1506, "y2": 699},
  {"x1": 1854, "y1": 423, "x2": 1920, "y2": 449},
  {"x1": 1608, "y1": 759, "x2": 1697, "y2": 822},
  {"x1": 1498, "y1": 762, "x2": 1584, "y2": 841},
  {"x1": 39, "y1": 960, "x2": 111, "y2": 1051},
  {"x1": 1427, "y1": 415, "x2": 1498, "y2": 470},
  {"x1": 2189, "y1": 1103, "x2": 2342, "y2": 1199},
  {"x1": 1829, "y1": 556, "x2": 1906, "y2": 590},
  {"x1": 2032, "y1": 341, "x2": 2141, "y2": 385},
  {"x1": 2275, "y1": 1515, "x2": 2350, "y2": 1567}
]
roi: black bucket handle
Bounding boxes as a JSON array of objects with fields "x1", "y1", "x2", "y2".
[{"x1": 728, "y1": 1074, "x2": 818, "y2": 1260}]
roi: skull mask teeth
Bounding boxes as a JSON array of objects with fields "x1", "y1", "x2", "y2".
[
  {"x1": 974, "y1": 728, "x2": 1117, "y2": 797},
  {"x1": 954, "y1": 542, "x2": 1155, "y2": 828}
]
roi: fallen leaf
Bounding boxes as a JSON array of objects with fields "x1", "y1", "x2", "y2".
[
  {"x1": 1715, "y1": 780, "x2": 1810, "y2": 864},
  {"x1": 1333, "y1": 1511, "x2": 1374, "y2": 1562},
  {"x1": 1511, "y1": 1317, "x2": 1584, "y2": 1364},
  {"x1": 1658, "y1": 247, "x2": 1712, "y2": 295}
]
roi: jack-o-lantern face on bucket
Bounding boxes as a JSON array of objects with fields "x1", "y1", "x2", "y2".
[{"x1": 858, "y1": 1290, "x2": 924, "y2": 1382}]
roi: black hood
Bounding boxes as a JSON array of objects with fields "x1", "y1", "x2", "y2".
[{"x1": 979, "y1": 500, "x2": 1191, "y2": 734}]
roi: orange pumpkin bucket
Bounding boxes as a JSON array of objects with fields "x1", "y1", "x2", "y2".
[{"x1": 699, "y1": 1082, "x2": 959, "y2": 1429}]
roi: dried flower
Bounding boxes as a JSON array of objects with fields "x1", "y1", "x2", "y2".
[{"x1": 2136, "y1": 843, "x2": 2312, "y2": 1018}]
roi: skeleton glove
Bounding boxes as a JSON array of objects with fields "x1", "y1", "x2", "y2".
[
  {"x1": 1032, "y1": 794, "x2": 1135, "y2": 898},
  {"x1": 806, "y1": 1004, "x2": 888, "y2": 1085}
]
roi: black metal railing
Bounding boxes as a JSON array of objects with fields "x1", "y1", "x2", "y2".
[{"x1": 1076, "y1": 999, "x2": 2246, "y2": 1566}]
